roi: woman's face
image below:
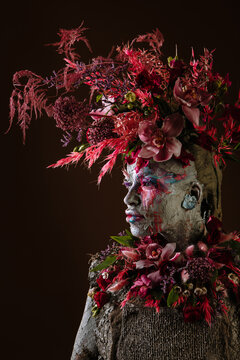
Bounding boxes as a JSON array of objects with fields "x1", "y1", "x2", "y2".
[{"x1": 123, "y1": 159, "x2": 205, "y2": 247}]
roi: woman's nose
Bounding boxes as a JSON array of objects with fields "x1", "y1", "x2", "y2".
[{"x1": 124, "y1": 187, "x2": 141, "y2": 207}]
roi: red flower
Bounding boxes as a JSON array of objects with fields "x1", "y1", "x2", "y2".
[
  {"x1": 97, "y1": 275, "x2": 112, "y2": 291},
  {"x1": 207, "y1": 248, "x2": 233, "y2": 266},
  {"x1": 94, "y1": 291, "x2": 110, "y2": 308},
  {"x1": 138, "y1": 113, "x2": 184, "y2": 162},
  {"x1": 135, "y1": 69, "x2": 163, "y2": 94},
  {"x1": 206, "y1": 216, "x2": 222, "y2": 245},
  {"x1": 183, "y1": 304, "x2": 202, "y2": 323},
  {"x1": 173, "y1": 78, "x2": 212, "y2": 127}
]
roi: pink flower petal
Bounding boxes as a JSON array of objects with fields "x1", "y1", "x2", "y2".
[
  {"x1": 102, "y1": 95, "x2": 115, "y2": 107},
  {"x1": 161, "y1": 113, "x2": 184, "y2": 137},
  {"x1": 108, "y1": 279, "x2": 128, "y2": 292},
  {"x1": 153, "y1": 146, "x2": 173, "y2": 162},
  {"x1": 170, "y1": 252, "x2": 181, "y2": 261},
  {"x1": 185, "y1": 245, "x2": 194, "y2": 257},
  {"x1": 90, "y1": 107, "x2": 114, "y2": 121},
  {"x1": 197, "y1": 241, "x2": 208, "y2": 252},
  {"x1": 165, "y1": 137, "x2": 182, "y2": 157},
  {"x1": 138, "y1": 120, "x2": 155, "y2": 143},
  {"x1": 181, "y1": 269, "x2": 189, "y2": 283},
  {"x1": 141, "y1": 274, "x2": 152, "y2": 287},
  {"x1": 182, "y1": 105, "x2": 200, "y2": 127},
  {"x1": 161, "y1": 243, "x2": 176, "y2": 260},
  {"x1": 135, "y1": 259, "x2": 154, "y2": 269},
  {"x1": 173, "y1": 78, "x2": 184, "y2": 99},
  {"x1": 138, "y1": 145, "x2": 160, "y2": 159},
  {"x1": 200, "y1": 94, "x2": 213, "y2": 106},
  {"x1": 147, "y1": 270, "x2": 161, "y2": 286},
  {"x1": 122, "y1": 250, "x2": 140, "y2": 261}
]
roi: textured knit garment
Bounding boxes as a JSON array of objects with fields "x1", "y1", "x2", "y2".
[
  {"x1": 71, "y1": 260, "x2": 240, "y2": 360},
  {"x1": 94, "y1": 301, "x2": 240, "y2": 360}
]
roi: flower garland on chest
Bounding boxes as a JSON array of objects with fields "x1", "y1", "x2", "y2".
[{"x1": 89, "y1": 217, "x2": 240, "y2": 325}]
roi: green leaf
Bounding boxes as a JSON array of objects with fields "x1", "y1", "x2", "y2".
[
  {"x1": 125, "y1": 229, "x2": 139, "y2": 242},
  {"x1": 234, "y1": 142, "x2": 240, "y2": 151},
  {"x1": 111, "y1": 235, "x2": 135, "y2": 247},
  {"x1": 167, "y1": 287, "x2": 179, "y2": 307},
  {"x1": 96, "y1": 94, "x2": 103, "y2": 102},
  {"x1": 91, "y1": 255, "x2": 117, "y2": 272},
  {"x1": 73, "y1": 144, "x2": 89, "y2": 153}
]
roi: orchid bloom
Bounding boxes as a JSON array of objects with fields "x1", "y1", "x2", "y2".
[
  {"x1": 135, "y1": 242, "x2": 180, "y2": 269},
  {"x1": 138, "y1": 113, "x2": 184, "y2": 162},
  {"x1": 90, "y1": 95, "x2": 115, "y2": 121},
  {"x1": 173, "y1": 78, "x2": 212, "y2": 127}
]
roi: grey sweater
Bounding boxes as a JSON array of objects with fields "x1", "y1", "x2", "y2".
[{"x1": 71, "y1": 262, "x2": 240, "y2": 360}]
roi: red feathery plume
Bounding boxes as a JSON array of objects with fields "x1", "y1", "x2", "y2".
[
  {"x1": 8, "y1": 70, "x2": 52, "y2": 143},
  {"x1": 49, "y1": 21, "x2": 92, "y2": 61},
  {"x1": 200, "y1": 297, "x2": 213, "y2": 326},
  {"x1": 48, "y1": 151, "x2": 85, "y2": 168},
  {"x1": 132, "y1": 28, "x2": 164, "y2": 55}
]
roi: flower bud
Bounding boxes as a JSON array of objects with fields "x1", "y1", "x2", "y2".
[
  {"x1": 175, "y1": 286, "x2": 182, "y2": 294},
  {"x1": 88, "y1": 287, "x2": 97, "y2": 298},
  {"x1": 201, "y1": 287, "x2": 207, "y2": 295},
  {"x1": 91, "y1": 304, "x2": 100, "y2": 317},
  {"x1": 102, "y1": 271, "x2": 109, "y2": 279},
  {"x1": 215, "y1": 280, "x2": 224, "y2": 292},
  {"x1": 187, "y1": 283, "x2": 194, "y2": 290},
  {"x1": 124, "y1": 91, "x2": 136, "y2": 102},
  {"x1": 183, "y1": 289, "x2": 190, "y2": 297},
  {"x1": 194, "y1": 287, "x2": 204, "y2": 296},
  {"x1": 228, "y1": 273, "x2": 239, "y2": 285}
]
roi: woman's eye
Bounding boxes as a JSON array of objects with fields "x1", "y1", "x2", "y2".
[
  {"x1": 142, "y1": 179, "x2": 155, "y2": 187},
  {"x1": 123, "y1": 181, "x2": 132, "y2": 188}
]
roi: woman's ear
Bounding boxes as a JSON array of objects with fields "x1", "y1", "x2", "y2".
[{"x1": 190, "y1": 182, "x2": 203, "y2": 202}]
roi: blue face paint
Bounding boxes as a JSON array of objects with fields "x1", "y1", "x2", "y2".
[{"x1": 129, "y1": 216, "x2": 137, "y2": 223}]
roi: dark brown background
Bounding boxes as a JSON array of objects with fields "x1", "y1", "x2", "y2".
[{"x1": 2, "y1": 0, "x2": 240, "y2": 359}]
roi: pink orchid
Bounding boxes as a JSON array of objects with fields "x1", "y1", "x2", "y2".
[
  {"x1": 146, "y1": 243, "x2": 162, "y2": 260},
  {"x1": 173, "y1": 78, "x2": 212, "y2": 127},
  {"x1": 135, "y1": 242, "x2": 179, "y2": 269},
  {"x1": 138, "y1": 113, "x2": 184, "y2": 162},
  {"x1": 90, "y1": 95, "x2": 115, "y2": 121}
]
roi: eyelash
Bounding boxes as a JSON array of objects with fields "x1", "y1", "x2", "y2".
[
  {"x1": 123, "y1": 179, "x2": 157, "y2": 189},
  {"x1": 123, "y1": 181, "x2": 132, "y2": 188},
  {"x1": 141, "y1": 179, "x2": 158, "y2": 188}
]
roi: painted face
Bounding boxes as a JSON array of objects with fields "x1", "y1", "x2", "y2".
[{"x1": 123, "y1": 159, "x2": 205, "y2": 247}]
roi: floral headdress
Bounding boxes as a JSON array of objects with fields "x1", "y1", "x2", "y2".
[
  {"x1": 9, "y1": 24, "x2": 240, "y2": 325},
  {"x1": 9, "y1": 23, "x2": 240, "y2": 183}
]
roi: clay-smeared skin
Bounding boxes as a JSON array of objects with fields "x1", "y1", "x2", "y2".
[{"x1": 124, "y1": 159, "x2": 205, "y2": 250}]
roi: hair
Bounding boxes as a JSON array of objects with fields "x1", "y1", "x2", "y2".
[{"x1": 189, "y1": 144, "x2": 223, "y2": 221}]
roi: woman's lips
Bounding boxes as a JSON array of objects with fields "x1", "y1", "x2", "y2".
[{"x1": 126, "y1": 213, "x2": 145, "y2": 224}]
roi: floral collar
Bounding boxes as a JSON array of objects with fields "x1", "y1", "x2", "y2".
[{"x1": 89, "y1": 217, "x2": 240, "y2": 325}]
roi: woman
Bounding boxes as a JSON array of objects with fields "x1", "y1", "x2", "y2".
[
  {"x1": 9, "y1": 24, "x2": 240, "y2": 360},
  {"x1": 71, "y1": 146, "x2": 239, "y2": 360}
]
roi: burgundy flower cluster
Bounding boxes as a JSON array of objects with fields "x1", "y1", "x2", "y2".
[
  {"x1": 91, "y1": 217, "x2": 240, "y2": 325},
  {"x1": 9, "y1": 25, "x2": 240, "y2": 183}
]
